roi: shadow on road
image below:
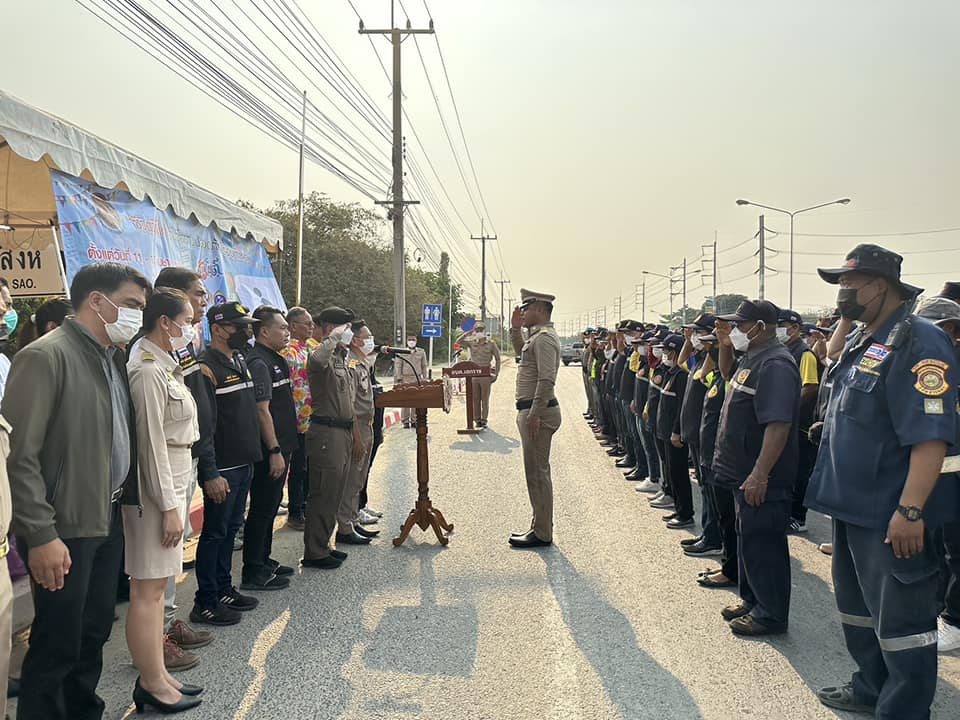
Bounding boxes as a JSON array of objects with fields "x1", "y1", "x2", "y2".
[
  {"x1": 448, "y1": 427, "x2": 521, "y2": 454},
  {"x1": 541, "y1": 550, "x2": 704, "y2": 719}
]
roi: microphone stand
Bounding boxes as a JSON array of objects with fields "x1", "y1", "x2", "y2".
[{"x1": 392, "y1": 352, "x2": 422, "y2": 386}]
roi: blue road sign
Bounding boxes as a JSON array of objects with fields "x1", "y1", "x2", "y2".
[
  {"x1": 421, "y1": 324, "x2": 442, "y2": 338},
  {"x1": 460, "y1": 317, "x2": 476, "y2": 333},
  {"x1": 422, "y1": 303, "x2": 443, "y2": 324}
]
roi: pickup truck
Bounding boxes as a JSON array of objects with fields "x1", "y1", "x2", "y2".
[{"x1": 561, "y1": 342, "x2": 584, "y2": 366}]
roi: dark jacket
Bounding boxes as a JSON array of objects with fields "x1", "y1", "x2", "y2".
[{"x1": 3, "y1": 319, "x2": 138, "y2": 547}]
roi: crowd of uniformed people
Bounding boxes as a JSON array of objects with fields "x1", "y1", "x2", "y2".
[
  {"x1": 0, "y1": 261, "x2": 411, "y2": 717},
  {"x1": 580, "y1": 243, "x2": 960, "y2": 720}
]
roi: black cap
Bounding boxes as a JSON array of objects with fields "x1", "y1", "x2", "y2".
[
  {"x1": 817, "y1": 243, "x2": 922, "y2": 298},
  {"x1": 938, "y1": 282, "x2": 960, "y2": 302},
  {"x1": 620, "y1": 319, "x2": 643, "y2": 332},
  {"x1": 317, "y1": 306, "x2": 355, "y2": 325},
  {"x1": 657, "y1": 333, "x2": 685, "y2": 354},
  {"x1": 206, "y1": 301, "x2": 259, "y2": 325},
  {"x1": 682, "y1": 312, "x2": 716, "y2": 331},
  {"x1": 778, "y1": 308, "x2": 803, "y2": 325},
  {"x1": 717, "y1": 299, "x2": 779, "y2": 324},
  {"x1": 801, "y1": 322, "x2": 818, "y2": 336}
]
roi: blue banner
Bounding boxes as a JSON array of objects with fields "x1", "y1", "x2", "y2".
[{"x1": 50, "y1": 170, "x2": 285, "y2": 311}]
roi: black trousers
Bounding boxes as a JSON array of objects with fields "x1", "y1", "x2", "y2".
[
  {"x1": 711, "y1": 483, "x2": 739, "y2": 581},
  {"x1": 242, "y1": 453, "x2": 291, "y2": 580},
  {"x1": 943, "y1": 521, "x2": 960, "y2": 628},
  {"x1": 791, "y1": 436, "x2": 818, "y2": 523},
  {"x1": 736, "y1": 491, "x2": 792, "y2": 627},
  {"x1": 287, "y1": 433, "x2": 308, "y2": 522},
  {"x1": 654, "y1": 437, "x2": 670, "y2": 496},
  {"x1": 360, "y1": 413, "x2": 385, "y2": 511},
  {"x1": 18, "y1": 505, "x2": 123, "y2": 720},
  {"x1": 663, "y1": 440, "x2": 693, "y2": 520}
]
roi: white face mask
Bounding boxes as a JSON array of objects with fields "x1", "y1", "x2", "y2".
[
  {"x1": 603, "y1": 348, "x2": 615, "y2": 360},
  {"x1": 730, "y1": 327, "x2": 751, "y2": 353},
  {"x1": 98, "y1": 295, "x2": 142, "y2": 346},
  {"x1": 407, "y1": 340, "x2": 417, "y2": 349},
  {"x1": 637, "y1": 344, "x2": 648, "y2": 354},
  {"x1": 339, "y1": 327, "x2": 354, "y2": 346},
  {"x1": 652, "y1": 347, "x2": 664, "y2": 360},
  {"x1": 169, "y1": 322, "x2": 195, "y2": 352},
  {"x1": 691, "y1": 335, "x2": 704, "y2": 351},
  {"x1": 776, "y1": 327, "x2": 789, "y2": 344},
  {"x1": 662, "y1": 355, "x2": 675, "y2": 368},
  {"x1": 362, "y1": 338, "x2": 375, "y2": 354}
]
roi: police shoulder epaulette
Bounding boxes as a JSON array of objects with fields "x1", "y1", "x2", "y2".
[
  {"x1": 199, "y1": 364, "x2": 218, "y2": 387},
  {"x1": 141, "y1": 351, "x2": 155, "y2": 362}
]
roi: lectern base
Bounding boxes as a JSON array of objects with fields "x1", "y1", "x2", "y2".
[
  {"x1": 393, "y1": 499, "x2": 454, "y2": 547},
  {"x1": 456, "y1": 428, "x2": 483, "y2": 435}
]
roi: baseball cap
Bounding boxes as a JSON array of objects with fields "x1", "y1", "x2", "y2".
[
  {"x1": 817, "y1": 244, "x2": 922, "y2": 298},
  {"x1": 918, "y1": 297, "x2": 960, "y2": 326},
  {"x1": 682, "y1": 312, "x2": 716, "y2": 331},
  {"x1": 656, "y1": 333, "x2": 685, "y2": 354},
  {"x1": 938, "y1": 282, "x2": 960, "y2": 302},
  {"x1": 717, "y1": 299, "x2": 780, "y2": 324},
  {"x1": 778, "y1": 308, "x2": 803, "y2": 325},
  {"x1": 206, "y1": 301, "x2": 259, "y2": 326}
]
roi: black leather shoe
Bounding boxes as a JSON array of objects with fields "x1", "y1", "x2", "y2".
[
  {"x1": 336, "y1": 532, "x2": 372, "y2": 545},
  {"x1": 666, "y1": 517, "x2": 695, "y2": 530},
  {"x1": 625, "y1": 469, "x2": 643, "y2": 481},
  {"x1": 510, "y1": 528, "x2": 532, "y2": 537},
  {"x1": 606, "y1": 447, "x2": 624, "y2": 456},
  {"x1": 509, "y1": 530, "x2": 552, "y2": 548},
  {"x1": 661, "y1": 512, "x2": 679, "y2": 522},
  {"x1": 354, "y1": 525, "x2": 380, "y2": 539},
  {"x1": 239, "y1": 573, "x2": 290, "y2": 591},
  {"x1": 330, "y1": 549, "x2": 348, "y2": 561},
  {"x1": 301, "y1": 556, "x2": 343, "y2": 569},
  {"x1": 133, "y1": 678, "x2": 203, "y2": 714},
  {"x1": 615, "y1": 459, "x2": 634, "y2": 468},
  {"x1": 266, "y1": 559, "x2": 295, "y2": 576},
  {"x1": 680, "y1": 535, "x2": 704, "y2": 547},
  {"x1": 729, "y1": 615, "x2": 787, "y2": 636}
]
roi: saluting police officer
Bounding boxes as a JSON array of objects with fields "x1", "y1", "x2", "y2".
[
  {"x1": 302, "y1": 307, "x2": 356, "y2": 570},
  {"x1": 457, "y1": 322, "x2": 502, "y2": 428},
  {"x1": 192, "y1": 302, "x2": 262, "y2": 625},
  {"x1": 509, "y1": 289, "x2": 562, "y2": 548},
  {"x1": 807, "y1": 245, "x2": 958, "y2": 719},
  {"x1": 396, "y1": 334, "x2": 428, "y2": 428}
]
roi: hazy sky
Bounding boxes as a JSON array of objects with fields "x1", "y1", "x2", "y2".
[{"x1": 3, "y1": 0, "x2": 960, "y2": 328}]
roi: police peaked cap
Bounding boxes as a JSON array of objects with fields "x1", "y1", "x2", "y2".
[{"x1": 317, "y1": 306, "x2": 355, "y2": 324}]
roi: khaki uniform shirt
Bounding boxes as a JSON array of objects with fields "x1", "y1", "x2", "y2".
[
  {"x1": 510, "y1": 323, "x2": 561, "y2": 417},
  {"x1": 127, "y1": 338, "x2": 199, "y2": 512},
  {"x1": 395, "y1": 347, "x2": 428, "y2": 382},
  {"x1": 463, "y1": 336, "x2": 501, "y2": 374},
  {"x1": 0, "y1": 415, "x2": 11, "y2": 545},
  {"x1": 347, "y1": 350, "x2": 375, "y2": 423},
  {"x1": 307, "y1": 329, "x2": 354, "y2": 420}
]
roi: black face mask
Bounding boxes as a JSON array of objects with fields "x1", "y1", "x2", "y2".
[
  {"x1": 708, "y1": 347, "x2": 719, "y2": 362},
  {"x1": 836, "y1": 288, "x2": 866, "y2": 321},
  {"x1": 226, "y1": 326, "x2": 249, "y2": 351}
]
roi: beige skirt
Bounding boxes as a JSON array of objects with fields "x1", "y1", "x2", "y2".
[{"x1": 122, "y1": 447, "x2": 194, "y2": 580}]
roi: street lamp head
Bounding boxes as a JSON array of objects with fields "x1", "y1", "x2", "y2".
[
  {"x1": 838, "y1": 198, "x2": 851, "y2": 205},
  {"x1": 736, "y1": 199, "x2": 750, "y2": 206}
]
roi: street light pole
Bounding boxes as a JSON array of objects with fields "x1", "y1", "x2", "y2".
[{"x1": 736, "y1": 197, "x2": 851, "y2": 308}]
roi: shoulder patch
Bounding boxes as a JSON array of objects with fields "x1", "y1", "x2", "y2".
[
  {"x1": 141, "y1": 351, "x2": 155, "y2": 362},
  {"x1": 912, "y1": 359, "x2": 950, "y2": 397},
  {"x1": 707, "y1": 383, "x2": 720, "y2": 398},
  {"x1": 924, "y1": 398, "x2": 944, "y2": 415},
  {"x1": 736, "y1": 368, "x2": 751, "y2": 385},
  {"x1": 653, "y1": 374, "x2": 663, "y2": 386}
]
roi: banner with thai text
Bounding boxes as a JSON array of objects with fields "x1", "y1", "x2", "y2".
[{"x1": 50, "y1": 170, "x2": 284, "y2": 311}]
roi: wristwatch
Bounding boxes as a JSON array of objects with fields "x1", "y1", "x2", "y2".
[
  {"x1": 896, "y1": 504, "x2": 923, "y2": 521},
  {"x1": 268, "y1": 446, "x2": 282, "y2": 455}
]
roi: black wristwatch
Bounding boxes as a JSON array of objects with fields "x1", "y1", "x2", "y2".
[
  {"x1": 268, "y1": 446, "x2": 282, "y2": 455},
  {"x1": 896, "y1": 504, "x2": 923, "y2": 521}
]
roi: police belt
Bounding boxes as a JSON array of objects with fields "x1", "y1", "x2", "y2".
[
  {"x1": 516, "y1": 398, "x2": 559, "y2": 411},
  {"x1": 310, "y1": 415, "x2": 354, "y2": 430},
  {"x1": 942, "y1": 455, "x2": 960, "y2": 474}
]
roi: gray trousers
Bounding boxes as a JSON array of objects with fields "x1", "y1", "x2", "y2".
[
  {"x1": 304, "y1": 425, "x2": 353, "y2": 560},
  {"x1": 164, "y1": 458, "x2": 196, "y2": 631},
  {"x1": 517, "y1": 406, "x2": 562, "y2": 541}
]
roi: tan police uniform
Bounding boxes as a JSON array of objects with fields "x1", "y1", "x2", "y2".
[
  {"x1": 460, "y1": 324, "x2": 501, "y2": 424},
  {"x1": 510, "y1": 289, "x2": 562, "y2": 541},
  {"x1": 304, "y1": 321, "x2": 355, "y2": 560},
  {"x1": 336, "y1": 348, "x2": 375, "y2": 533},
  {"x1": 395, "y1": 345, "x2": 428, "y2": 426},
  {"x1": 0, "y1": 415, "x2": 12, "y2": 718},
  {"x1": 124, "y1": 338, "x2": 199, "y2": 579}
]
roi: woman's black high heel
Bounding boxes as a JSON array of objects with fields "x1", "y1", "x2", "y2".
[
  {"x1": 133, "y1": 678, "x2": 202, "y2": 714},
  {"x1": 176, "y1": 683, "x2": 204, "y2": 697}
]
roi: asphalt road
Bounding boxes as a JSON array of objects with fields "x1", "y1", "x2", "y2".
[{"x1": 14, "y1": 361, "x2": 960, "y2": 719}]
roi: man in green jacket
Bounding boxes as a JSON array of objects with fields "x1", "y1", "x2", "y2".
[{"x1": 3, "y1": 262, "x2": 150, "y2": 720}]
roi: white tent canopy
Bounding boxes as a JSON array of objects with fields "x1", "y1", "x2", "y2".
[{"x1": 0, "y1": 90, "x2": 282, "y2": 250}]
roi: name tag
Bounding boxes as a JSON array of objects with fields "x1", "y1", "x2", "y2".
[{"x1": 941, "y1": 455, "x2": 960, "y2": 474}]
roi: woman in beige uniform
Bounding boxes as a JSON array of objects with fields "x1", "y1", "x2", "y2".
[{"x1": 124, "y1": 289, "x2": 203, "y2": 714}]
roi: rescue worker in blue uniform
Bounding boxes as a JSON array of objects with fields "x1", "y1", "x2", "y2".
[
  {"x1": 712, "y1": 300, "x2": 800, "y2": 635},
  {"x1": 807, "y1": 245, "x2": 958, "y2": 719}
]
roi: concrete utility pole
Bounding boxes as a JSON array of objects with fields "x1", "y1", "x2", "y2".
[
  {"x1": 295, "y1": 90, "x2": 307, "y2": 305},
  {"x1": 360, "y1": 9, "x2": 434, "y2": 344},
  {"x1": 495, "y1": 278, "x2": 509, "y2": 349},
  {"x1": 472, "y1": 219, "x2": 497, "y2": 324},
  {"x1": 758, "y1": 214, "x2": 766, "y2": 301}
]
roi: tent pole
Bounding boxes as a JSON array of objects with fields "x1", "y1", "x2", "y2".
[{"x1": 49, "y1": 222, "x2": 70, "y2": 298}]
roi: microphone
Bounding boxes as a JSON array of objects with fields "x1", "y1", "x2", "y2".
[{"x1": 374, "y1": 344, "x2": 412, "y2": 355}]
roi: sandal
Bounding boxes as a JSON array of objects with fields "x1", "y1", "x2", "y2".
[
  {"x1": 816, "y1": 683, "x2": 875, "y2": 714},
  {"x1": 697, "y1": 573, "x2": 736, "y2": 588}
]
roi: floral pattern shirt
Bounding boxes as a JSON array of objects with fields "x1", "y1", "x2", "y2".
[{"x1": 281, "y1": 338, "x2": 312, "y2": 433}]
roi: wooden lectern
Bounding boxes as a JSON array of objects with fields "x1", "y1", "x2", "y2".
[
  {"x1": 376, "y1": 378, "x2": 454, "y2": 546},
  {"x1": 442, "y1": 362, "x2": 491, "y2": 434}
]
